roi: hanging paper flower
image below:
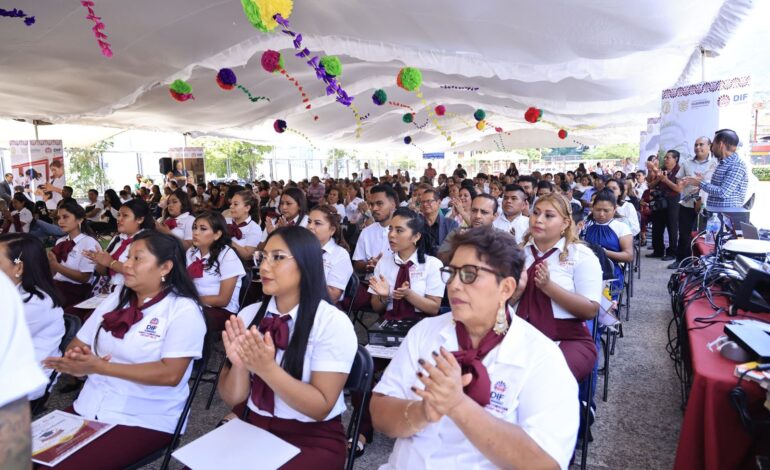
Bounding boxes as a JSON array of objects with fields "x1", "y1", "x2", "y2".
[
  {"x1": 402, "y1": 113, "x2": 415, "y2": 124},
  {"x1": 495, "y1": 127, "x2": 503, "y2": 133},
  {"x1": 273, "y1": 119, "x2": 287, "y2": 133},
  {"x1": 80, "y1": 1, "x2": 113, "y2": 58},
  {"x1": 404, "y1": 136, "x2": 412, "y2": 145},
  {"x1": 261, "y1": 50, "x2": 284, "y2": 73},
  {"x1": 241, "y1": 0, "x2": 293, "y2": 32},
  {"x1": 216, "y1": 68, "x2": 238, "y2": 90},
  {"x1": 558, "y1": 129, "x2": 568, "y2": 140},
  {"x1": 524, "y1": 107, "x2": 543, "y2": 123},
  {"x1": 372, "y1": 89, "x2": 387, "y2": 106},
  {"x1": 397, "y1": 67, "x2": 423, "y2": 92},
  {"x1": 0, "y1": 7, "x2": 35, "y2": 26},
  {"x1": 474, "y1": 109, "x2": 486, "y2": 122},
  {"x1": 319, "y1": 56, "x2": 342, "y2": 78},
  {"x1": 169, "y1": 80, "x2": 194, "y2": 102},
  {"x1": 434, "y1": 105, "x2": 446, "y2": 116},
  {"x1": 476, "y1": 120, "x2": 486, "y2": 131}
]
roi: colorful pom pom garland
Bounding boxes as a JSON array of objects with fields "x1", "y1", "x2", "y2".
[
  {"x1": 402, "y1": 113, "x2": 414, "y2": 124},
  {"x1": 240, "y1": 0, "x2": 293, "y2": 32},
  {"x1": 558, "y1": 129, "x2": 568, "y2": 140},
  {"x1": 273, "y1": 119, "x2": 287, "y2": 133},
  {"x1": 80, "y1": 1, "x2": 113, "y2": 58},
  {"x1": 403, "y1": 136, "x2": 412, "y2": 145},
  {"x1": 524, "y1": 107, "x2": 543, "y2": 123},
  {"x1": 372, "y1": 89, "x2": 387, "y2": 106},
  {"x1": 434, "y1": 105, "x2": 446, "y2": 116},
  {"x1": 261, "y1": 50, "x2": 315, "y2": 117},
  {"x1": 216, "y1": 68, "x2": 270, "y2": 103},
  {"x1": 397, "y1": 67, "x2": 423, "y2": 92},
  {"x1": 473, "y1": 109, "x2": 486, "y2": 122},
  {"x1": 273, "y1": 119, "x2": 318, "y2": 149},
  {"x1": 0, "y1": 7, "x2": 35, "y2": 26},
  {"x1": 169, "y1": 80, "x2": 194, "y2": 102},
  {"x1": 440, "y1": 85, "x2": 479, "y2": 92},
  {"x1": 319, "y1": 56, "x2": 342, "y2": 78},
  {"x1": 475, "y1": 120, "x2": 486, "y2": 131}
]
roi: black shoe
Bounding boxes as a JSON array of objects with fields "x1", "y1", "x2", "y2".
[
  {"x1": 667, "y1": 261, "x2": 680, "y2": 269},
  {"x1": 645, "y1": 253, "x2": 663, "y2": 258},
  {"x1": 661, "y1": 255, "x2": 675, "y2": 261}
]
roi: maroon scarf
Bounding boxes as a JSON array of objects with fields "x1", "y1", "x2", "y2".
[
  {"x1": 2, "y1": 213, "x2": 22, "y2": 234},
  {"x1": 101, "y1": 289, "x2": 170, "y2": 339},
  {"x1": 452, "y1": 315, "x2": 510, "y2": 406},
  {"x1": 385, "y1": 260, "x2": 415, "y2": 321},
  {"x1": 52, "y1": 238, "x2": 76, "y2": 263},
  {"x1": 228, "y1": 220, "x2": 248, "y2": 240},
  {"x1": 249, "y1": 314, "x2": 292, "y2": 413},
  {"x1": 187, "y1": 256, "x2": 205, "y2": 279},
  {"x1": 516, "y1": 246, "x2": 559, "y2": 338},
  {"x1": 164, "y1": 217, "x2": 178, "y2": 230},
  {"x1": 109, "y1": 236, "x2": 133, "y2": 276}
]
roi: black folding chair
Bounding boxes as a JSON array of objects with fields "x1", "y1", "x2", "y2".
[
  {"x1": 31, "y1": 314, "x2": 82, "y2": 417},
  {"x1": 345, "y1": 346, "x2": 374, "y2": 470},
  {"x1": 126, "y1": 337, "x2": 211, "y2": 470},
  {"x1": 343, "y1": 272, "x2": 360, "y2": 321},
  {"x1": 579, "y1": 317, "x2": 601, "y2": 470}
]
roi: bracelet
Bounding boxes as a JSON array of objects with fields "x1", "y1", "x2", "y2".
[
  {"x1": 404, "y1": 400, "x2": 421, "y2": 434},
  {"x1": 109, "y1": 260, "x2": 118, "y2": 269}
]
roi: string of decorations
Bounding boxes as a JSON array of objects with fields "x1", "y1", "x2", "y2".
[
  {"x1": 440, "y1": 85, "x2": 479, "y2": 92},
  {"x1": 403, "y1": 136, "x2": 424, "y2": 153},
  {"x1": 401, "y1": 113, "x2": 429, "y2": 129},
  {"x1": 169, "y1": 80, "x2": 194, "y2": 102},
  {"x1": 216, "y1": 68, "x2": 270, "y2": 103},
  {"x1": 80, "y1": 1, "x2": 113, "y2": 58},
  {"x1": 398, "y1": 67, "x2": 455, "y2": 147},
  {"x1": 261, "y1": 50, "x2": 318, "y2": 119},
  {"x1": 274, "y1": 14, "x2": 354, "y2": 107},
  {"x1": 494, "y1": 133, "x2": 508, "y2": 152},
  {"x1": 273, "y1": 119, "x2": 318, "y2": 150},
  {"x1": 0, "y1": 7, "x2": 35, "y2": 26}
]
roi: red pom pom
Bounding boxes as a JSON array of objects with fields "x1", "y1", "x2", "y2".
[
  {"x1": 524, "y1": 107, "x2": 543, "y2": 124},
  {"x1": 216, "y1": 76, "x2": 235, "y2": 90},
  {"x1": 261, "y1": 50, "x2": 282, "y2": 73},
  {"x1": 434, "y1": 105, "x2": 446, "y2": 116},
  {"x1": 495, "y1": 127, "x2": 503, "y2": 133},
  {"x1": 558, "y1": 129, "x2": 568, "y2": 139},
  {"x1": 169, "y1": 90, "x2": 194, "y2": 102},
  {"x1": 273, "y1": 119, "x2": 287, "y2": 133}
]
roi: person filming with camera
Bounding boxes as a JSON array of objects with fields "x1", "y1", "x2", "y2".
[{"x1": 645, "y1": 150, "x2": 681, "y2": 261}]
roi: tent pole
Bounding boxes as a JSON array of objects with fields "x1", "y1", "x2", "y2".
[{"x1": 700, "y1": 47, "x2": 706, "y2": 82}]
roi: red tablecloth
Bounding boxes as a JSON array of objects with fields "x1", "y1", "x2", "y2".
[
  {"x1": 673, "y1": 294, "x2": 769, "y2": 470},
  {"x1": 692, "y1": 235, "x2": 714, "y2": 257}
]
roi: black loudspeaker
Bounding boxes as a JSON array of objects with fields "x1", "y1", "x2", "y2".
[{"x1": 159, "y1": 157, "x2": 172, "y2": 174}]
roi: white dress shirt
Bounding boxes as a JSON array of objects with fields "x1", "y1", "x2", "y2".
[
  {"x1": 615, "y1": 202, "x2": 641, "y2": 236},
  {"x1": 186, "y1": 246, "x2": 245, "y2": 313},
  {"x1": 106, "y1": 231, "x2": 141, "y2": 287},
  {"x1": 492, "y1": 213, "x2": 530, "y2": 244},
  {"x1": 53, "y1": 233, "x2": 101, "y2": 284},
  {"x1": 226, "y1": 216, "x2": 262, "y2": 249},
  {"x1": 322, "y1": 239, "x2": 354, "y2": 302},
  {"x1": 345, "y1": 197, "x2": 365, "y2": 224},
  {"x1": 375, "y1": 312, "x2": 579, "y2": 470},
  {"x1": 86, "y1": 200, "x2": 105, "y2": 222},
  {"x1": 368, "y1": 251, "x2": 444, "y2": 312},
  {"x1": 19, "y1": 286, "x2": 65, "y2": 399},
  {"x1": 166, "y1": 211, "x2": 195, "y2": 242},
  {"x1": 6, "y1": 208, "x2": 33, "y2": 233},
  {"x1": 239, "y1": 298, "x2": 357, "y2": 422}
]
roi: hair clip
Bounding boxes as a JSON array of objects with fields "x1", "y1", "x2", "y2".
[{"x1": 13, "y1": 256, "x2": 21, "y2": 265}]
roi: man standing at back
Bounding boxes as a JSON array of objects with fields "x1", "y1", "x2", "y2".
[
  {"x1": 0, "y1": 173, "x2": 13, "y2": 204},
  {"x1": 361, "y1": 162, "x2": 374, "y2": 181},
  {"x1": 306, "y1": 176, "x2": 325, "y2": 208},
  {"x1": 423, "y1": 162, "x2": 437, "y2": 184}
]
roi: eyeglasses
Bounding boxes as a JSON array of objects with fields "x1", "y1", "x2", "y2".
[
  {"x1": 440, "y1": 265, "x2": 501, "y2": 284},
  {"x1": 419, "y1": 199, "x2": 437, "y2": 206},
  {"x1": 254, "y1": 250, "x2": 295, "y2": 266}
]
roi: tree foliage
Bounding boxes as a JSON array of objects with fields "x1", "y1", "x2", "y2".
[
  {"x1": 583, "y1": 143, "x2": 639, "y2": 160},
  {"x1": 64, "y1": 140, "x2": 113, "y2": 197},
  {"x1": 193, "y1": 137, "x2": 273, "y2": 181}
]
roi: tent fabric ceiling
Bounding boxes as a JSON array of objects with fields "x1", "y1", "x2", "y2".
[{"x1": 0, "y1": 0, "x2": 759, "y2": 151}]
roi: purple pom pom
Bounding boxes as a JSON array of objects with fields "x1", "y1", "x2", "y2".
[
  {"x1": 404, "y1": 136, "x2": 412, "y2": 145},
  {"x1": 217, "y1": 68, "x2": 238, "y2": 87}
]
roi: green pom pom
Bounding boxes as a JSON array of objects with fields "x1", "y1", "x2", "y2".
[
  {"x1": 319, "y1": 56, "x2": 342, "y2": 77},
  {"x1": 474, "y1": 109, "x2": 486, "y2": 121},
  {"x1": 398, "y1": 67, "x2": 423, "y2": 92},
  {"x1": 402, "y1": 113, "x2": 414, "y2": 124},
  {"x1": 170, "y1": 79, "x2": 192, "y2": 94},
  {"x1": 372, "y1": 89, "x2": 388, "y2": 105}
]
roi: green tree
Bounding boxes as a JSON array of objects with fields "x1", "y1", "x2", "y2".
[
  {"x1": 584, "y1": 143, "x2": 639, "y2": 160},
  {"x1": 193, "y1": 138, "x2": 273, "y2": 181},
  {"x1": 326, "y1": 148, "x2": 358, "y2": 178},
  {"x1": 521, "y1": 148, "x2": 551, "y2": 161},
  {"x1": 65, "y1": 140, "x2": 113, "y2": 197}
]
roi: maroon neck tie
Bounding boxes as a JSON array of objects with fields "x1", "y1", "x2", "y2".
[
  {"x1": 386, "y1": 260, "x2": 415, "y2": 321},
  {"x1": 164, "y1": 217, "x2": 178, "y2": 230},
  {"x1": 101, "y1": 289, "x2": 170, "y2": 339},
  {"x1": 249, "y1": 314, "x2": 292, "y2": 414},
  {"x1": 228, "y1": 220, "x2": 248, "y2": 240},
  {"x1": 187, "y1": 257, "x2": 205, "y2": 279},
  {"x1": 452, "y1": 317, "x2": 509, "y2": 406},
  {"x1": 52, "y1": 238, "x2": 77, "y2": 263},
  {"x1": 516, "y1": 246, "x2": 559, "y2": 338},
  {"x1": 109, "y1": 237, "x2": 133, "y2": 276},
  {"x1": 2, "y1": 213, "x2": 23, "y2": 234},
  {"x1": 286, "y1": 218, "x2": 296, "y2": 226}
]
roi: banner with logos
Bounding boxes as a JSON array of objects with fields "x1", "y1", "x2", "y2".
[
  {"x1": 639, "y1": 117, "x2": 661, "y2": 170},
  {"x1": 659, "y1": 76, "x2": 752, "y2": 162},
  {"x1": 8, "y1": 140, "x2": 64, "y2": 196}
]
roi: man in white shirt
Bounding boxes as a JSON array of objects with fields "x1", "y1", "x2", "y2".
[
  {"x1": 493, "y1": 184, "x2": 530, "y2": 244},
  {"x1": 85, "y1": 188, "x2": 105, "y2": 222},
  {"x1": 322, "y1": 166, "x2": 332, "y2": 180},
  {"x1": 360, "y1": 162, "x2": 374, "y2": 181},
  {"x1": 0, "y1": 272, "x2": 49, "y2": 469}
]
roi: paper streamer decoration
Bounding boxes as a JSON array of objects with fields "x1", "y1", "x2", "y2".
[
  {"x1": 241, "y1": 0, "x2": 293, "y2": 32},
  {"x1": 261, "y1": 50, "x2": 317, "y2": 118},
  {"x1": 274, "y1": 14, "x2": 354, "y2": 107},
  {"x1": 398, "y1": 67, "x2": 455, "y2": 146},
  {"x1": 273, "y1": 119, "x2": 318, "y2": 150},
  {"x1": 350, "y1": 104, "x2": 364, "y2": 138},
  {"x1": 169, "y1": 80, "x2": 194, "y2": 102},
  {"x1": 216, "y1": 68, "x2": 270, "y2": 103},
  {"x1": 80, "y1": 1, "x2": 112, "y2": 58},
  {"x1": 440, "y1": 85, "x2": 479, "y2": 92},
  {"x1": 0, "y1": 7, "x2": 35, "y2": 26}
]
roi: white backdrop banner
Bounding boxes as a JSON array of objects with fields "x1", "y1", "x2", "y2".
[
  {"x1": 8, "y1": 140, "x2": 64, "y2": 193},
  {"x1": 659, "y1": 76, "x2": 752, "y2": 161},
  {"x1": 639, "y1": 117, "x2": 661, "y2": 170}
]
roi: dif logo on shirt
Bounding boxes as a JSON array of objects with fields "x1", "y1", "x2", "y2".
[
  {"x1": 139, "y1": 317, "x2": 161, "y2": 339},
  {"x1": 487, "y1": 380, "x2": 509, "y2": 416}
]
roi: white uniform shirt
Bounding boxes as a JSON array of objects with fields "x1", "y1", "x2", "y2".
[
  {"x1": 615, "y1": 202, "x2": 641, "y2": 236},
  {"x1": 361, "y1": 168, "x2": 374, "y2": 180},
  {"x1": 260, "y1": 214, "x2": 309, "y2": 242},
  {"x1": 186, "y1": 246, "x2": 245, "y2": 313},
  {"x1": 225, "y1": 217, "x2": 262, "y2": 249},
  {"x1": 166, "y1": 211, "x2": 194, "y2": 242},
  {"x1": 0, "y1": 274, "x2": 48, "y2": 407},
  {"x1": 345, "y1": 197, "x2": 364, "y2": 224},
  {"x1": 368, "y1": 251, "x2": 444, "y2": 312},
  {"x1": 322, "y1": 239, "x2": 354, "y2": 302},
  {"x1": 375, "y1": 312, "x2": 579, "y2": 470},
  {"x1": 106, "y1": 231, "x2": 142, "y2": 287},
  {"x1": 522, "y1": 238, "x2": 602, "y2": 320},
  {"x1": 492, "y1": 213, "x2": 530, "y2": 244},
  {"x1": 53, "y1": 233, "x2": 100, "y2": 284},
  {"x1": 19, "y1": 286, "x2": 65, "y2": 399},
  {"x1": 353, "y1": 222, "x2": 391, "y2": 263},
  {"x1": 50, "y1": 175, "x2": 66, "y2": 205},
  {"x1": 74, "y1": 291, "x2": 206, "y2": 433},
  {"x1": 86, "y1": 200, "x2": 105, "y2": 222},
  {"x1": 331, "y1": 203, "x2": 346, "y2": 219},
  {"x1": 7, "y1": 208, "x2": 33, "y2": 233},
  {"x1": 239, "y1": 298, "x2": 357, "y2": 422}
]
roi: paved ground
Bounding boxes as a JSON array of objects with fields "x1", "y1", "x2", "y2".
[{"x1": 44, "y1": 252, "x2": 684, "y2": 469}]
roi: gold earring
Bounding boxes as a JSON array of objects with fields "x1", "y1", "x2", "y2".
[{"x1": 493, "y1": 301, "x2": 509, "y2": 336}]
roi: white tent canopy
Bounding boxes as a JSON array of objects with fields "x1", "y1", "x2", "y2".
[{"x1": 1, "y1": 0, "x2": 767, "y2": 151}]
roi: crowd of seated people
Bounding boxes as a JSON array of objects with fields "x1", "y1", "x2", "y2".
[{"x1": 5, "y1": 161, "x2": 649, "y2": 469}]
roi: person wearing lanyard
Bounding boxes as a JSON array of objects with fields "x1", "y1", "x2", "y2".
[
  {"x1": 306, "y1": 204, "x2": 353, "y2": 303},
  {"x1": 156, "y1": 189, "x2": 195, "y2": 250},
  {"x1": 0, "y1": 233, "x2": 65, "y2": 401},
  {"x1": 371, "y1": 227, "x2": 578, "y2": 469},
  {"x1": 186, "y1": 211, "x2": 245, "y2": 333},
  {"x1": 225, "y1": 190, "x2": 262, "y2": 262},
  {"x1": 43, "y1": 231, "x2": 206, "y2": 470},
  {"x1": 517, "y1": 193, "x2": 601, "y2": 382},
  {"x1": 263, "y1": 187, "x2": 309, "y2": 241},
  {"x1": 48, "y1": 201, "x2": 102, "y2": 310},
  {"x1": 218, "y1": 226, "x2": 357, "y2": 469}
]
